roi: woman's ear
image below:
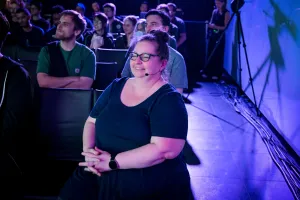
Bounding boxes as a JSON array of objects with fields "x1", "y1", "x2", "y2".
[{"x1": 161, "y1": 59, "x2": 168, "y2": 71}]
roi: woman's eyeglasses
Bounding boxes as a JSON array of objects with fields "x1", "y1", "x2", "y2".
[{"x1": 129, "y1": 52, "x2": 159, "y2": 62}]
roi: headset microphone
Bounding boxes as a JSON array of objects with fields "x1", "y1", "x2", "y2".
[{"x1": 145, "y1": 70, "x2": 161, "y2": 76}]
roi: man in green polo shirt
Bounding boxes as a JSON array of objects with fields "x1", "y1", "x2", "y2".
[{"x1": 37, "y1": 10, "x2": 96, "y2": 89}]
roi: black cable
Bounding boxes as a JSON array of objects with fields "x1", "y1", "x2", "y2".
[{"x1": 217, "y1": 82, "x2": 300, "y2": 200}]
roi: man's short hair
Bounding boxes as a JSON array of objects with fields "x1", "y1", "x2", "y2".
[
  {"x1": 30, "y1": 0, "x2": 43, "y2": 11},
  {"x1": 0, "y1": 11, "x2": 10, "y2": 50},
  {"x1": 51, "y1": 5, "x2": 65, "y2": 15},
  {"x1": 156, "y1": 4, "x2": 169, "y2": 13},
  {"x1": 61, "y1": 10, "x2": 86, "y2": 35},
  {"x1": 145, "y1": 9, "x2": 170, "y2": 27},
  {"x1": 16, "y1": 8, "x2": 31, "y2": 16},
  {"x1": 167, "y1": 3, "x2": 177, "y2": 11},
  {"x1": 103, "y1": 3, "x2": 116, "y2": 14}
]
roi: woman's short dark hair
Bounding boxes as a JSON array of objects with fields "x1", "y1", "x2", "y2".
[
  {"x1": 61, "y1": 10, "x2": 86, "y2": 35},
  {"x1": 123, "y1": 15, "x2": 138, "y2": 27},
  {"x1": 94, "y1": 12, "x2": 108, "y2": 31},
  {"x1": 132, "y1": 29, "x2": 169, "y2": 61}
]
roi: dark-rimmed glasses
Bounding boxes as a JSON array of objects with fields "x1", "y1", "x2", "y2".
[{"x1": 129, "y1": 52, "x2": 160, "y2": 62}]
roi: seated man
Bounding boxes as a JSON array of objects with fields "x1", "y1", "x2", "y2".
[
  {"x1": 37, "y1": 10, "x2": 96, "y2": 89},
  {"x1": 0, "y1": 11, "x2": 33, "y2": 198},
  {"x1": 121, "y1": 9, "x2": 188, "y2": 93},
  {"x1": 30, "y1": 1, "x2": 50, "y2": 32},
  {"x1": 13, "y1": 7, "x2": 45, "y2": 47},
  {"x1": 103, "y1": 3, "x2": 124, "y2": 34}
]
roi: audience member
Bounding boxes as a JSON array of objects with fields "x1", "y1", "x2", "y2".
[
  {"x1": 139, "y1": 1, "x2": 148, "y2": 18},
  {"x1": 134, "y1": 18, "x2": 146, "y2": 38},
  {"x1": 84, "y1": 12, "x2": 114, "y2": 49},
  {"x1": 13, "y1": 8, "x2": 44, "y2": 47},
  {"x1": 202, "y1": 0, "x2": 230, "y2": 80},
  {"x1": 115, "y1": 15, "x2": 137, "y2": 49},
  {"x1": 59, "y1": 30, "x2": 193, "y2": 200},
  {"x1": 37, "y1": 10, "x2": 96, "y2": 89},
  {"x1": 0, "y1": 11, "x2": 33, "y2": 199},
  {"x1": 30, "y1": 0, "x2": 50, "y2": 32},
  {"x1": 103, "y1": 3, "x2": 124, "y2": 34},
  {"x1": 76, "y1": 3, "x2": 93, "y2": 30},
  {"x1": 156, "y1": 4, "x2": 179, "y2": 41},
  {"x1": 167, "y1": 3, "x2": 187, "y2": 49},
  {"x1": 122, "y1": 9, "x2": 188, "y2": 93},
  {"x1": 91, "y1": 1, "x2": 101, "y2": 17}
]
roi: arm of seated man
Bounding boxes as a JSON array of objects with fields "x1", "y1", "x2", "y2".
[
  {"x1": 37, "y1": 72, "x2": 79, "y2": 88},
  {"x1": 63, "y1": 76, "x2": 94, "y2": 89}
]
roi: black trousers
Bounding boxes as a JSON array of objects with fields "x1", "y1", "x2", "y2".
[{"x1": 204, "y1": 34, "x2": 226, "y2": 77}]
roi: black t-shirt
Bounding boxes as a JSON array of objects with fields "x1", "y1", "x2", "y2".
[
  {"x1": 31, "y1": 18, "x2": 50, "y2": 32},
  {"x1": 109, "y1": 18, "x2": 124, "y2": 34},
  {"x1": 13, "y1": 25, "x2": 45, "y2": 47}
]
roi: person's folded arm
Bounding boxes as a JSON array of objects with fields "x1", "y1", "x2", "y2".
[
  {"x1": 63, "y1": 76, "x2": 94, "y2": 89},
  {"x1": 37, "y1": 72, "x2": 78, "y2": 88}
]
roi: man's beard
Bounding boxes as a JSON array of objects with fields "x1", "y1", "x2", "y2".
[{"x1": 54, "y1": 32, "x2": 76, "y2": 41}]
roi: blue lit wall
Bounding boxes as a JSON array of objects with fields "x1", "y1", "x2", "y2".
[{"x1": 224, "y1": 0, "x2": 300, "y2": 154}]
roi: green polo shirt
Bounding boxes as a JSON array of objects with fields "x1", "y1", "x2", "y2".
[{"x1": 37, "y1": 42, "x2": 96, "y2": 79}]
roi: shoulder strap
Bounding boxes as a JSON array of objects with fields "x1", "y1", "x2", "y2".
[{"x1": 47, "y1": 41, "x2": 69, "y2": 77}]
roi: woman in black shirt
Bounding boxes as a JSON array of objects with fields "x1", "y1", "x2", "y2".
[
  {"x1": 85, "y1": 12, "x2": 114, "y2": 49},
  {"x1": 202, "y1": 0, "x2": 230, "y2": 80}
]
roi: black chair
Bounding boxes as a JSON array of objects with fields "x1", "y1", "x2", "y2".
[
  {"x1": 95, "y1": 48, "x2": 128, "y2": 76},
  {"x1": 19, "y1": 59, "x2": 38, "y2": 86},
  {"x1": 93, "y1": 89, "x2": 104, "y2": 106},
  {"x1": 93, "y1": 62, "x2": 119, "y2": 90},
  {"x1": 37, "y1": 88, "x2": 93, "y2": 161},
  {"x1": 23, "y1": 88, "x2": 94, "y2": 198}
]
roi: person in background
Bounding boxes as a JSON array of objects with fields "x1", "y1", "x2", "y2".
[
  {"x1": 0, "y1": 11, "x2": 33, "y2": 199},
  {"x1": 30, "y1": 0, "x2": 50, "y2": 32},
  {"x1": 140, "y1": 1, "x2": 148, "y2": 13},
  {"x1": 134, "y1": 18, "x2": 146, "y2": 38},
  {"x1": 156, "y1": 4, "x2": 179, "y2": 41},
  {"x1": 115, "y1": 15, "x2": 137, "y2": 49},
  {"x1": 84, "y1": 12, "x2": 114, "y2": 49},
  {"x1": 91, "y1": 1, "x2": 101, "y2": 17},
  {"x1": 13, "y1": 8, "x2": 44, "y2": 47},
  {"x1": 45, "y1": 5, "x2": 85, "y2": 44},
  {"x1": 167, "y1": 3, "x2": 187, "y2": 49},
  {"x1": 76, "y1": 2, "x2": 93, "y2": 30},
  {"x1": 139, "y1": 1, "x2": 148, "y2": 18},
  {"x1": 201, "y1": 0, "x2": 230, "y2": 80},
  {"x1": 122, "y1": 9, "x2": 188, "y2": 94},
  {"x1": 37, "y1": 10, "x2": 96, "y2": 89},
  {"x1": 58, "y1": 30, "x2": 193, "y2": 200},
  {"x1": 103, "y1": 3, "x2": 123, "y2": 34}
]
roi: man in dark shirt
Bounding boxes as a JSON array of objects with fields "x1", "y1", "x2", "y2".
[
  {"x1": 103, "y1": 3, "x2": 124, "y2": 34},
  {"x1": 0, "y1": 11, "x2": 33, "y2": 199},
  {"x1": 168, "y1": 3, "x2": 187, "y2": 48},
  {"x1": 30, "y1": 0, "x2": 50, "y2": 32},
  {"x1": 13, "y1": 8, "x2": 44, "y2": 47},
  {"x1": 76, "y1": 3, "x2": 93, "y2": 31}
]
